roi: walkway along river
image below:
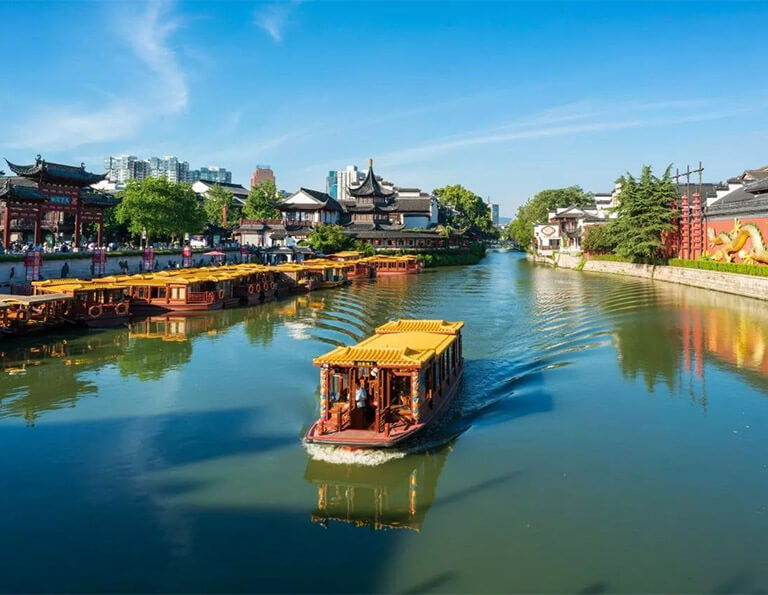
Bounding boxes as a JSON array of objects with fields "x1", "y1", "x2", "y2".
[{"x1": 0, "y1": 251, "x2": 767, "y2": 592}]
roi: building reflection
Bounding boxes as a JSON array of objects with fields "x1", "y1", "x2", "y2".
[
  {"x1": 609, "y1": 281, "x2": 768, "y2": 402},
  {"x1": 304, "y1": 445, "x2": 451, "y2": 532}
]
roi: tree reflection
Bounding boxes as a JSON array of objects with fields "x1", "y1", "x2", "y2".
[
  {"x1": 606, "y1": 288, "x2": 681, "y2": 392},
  {"x1": 0, "y1": 335, "x2": 127, "y2": 424},
  {"x1": 117, "y1": 337, "x2": 193, "y2": 381}
]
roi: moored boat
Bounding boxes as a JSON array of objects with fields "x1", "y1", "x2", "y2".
[
  {"x1": 0, "y1": 293, "x2": 72, "y2": 336},
  {"x1": 366, "y1": 255, "x2": 423, "y2": 276},
  {"x1": 305, "y1": 319, "x2": 464, "y2": 448},
  {"x1": 32, "y1": 279, "x2": 130, "y2": 327}
]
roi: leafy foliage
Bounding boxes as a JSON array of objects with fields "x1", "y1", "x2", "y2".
[
  {"x1": 204, "y1": 183, "x2": 239, "y2": 226},
  {"x1": 416, "y1": 243, "x2": 487, "y2": 267},
  {"x1": 307, "y1": 224, "x2": 355, "y2": 254},
  {"x1": 609, "y1": 165, "x2": 676, "y2": 260},
  {"x1": 433, "y1": 185, "x2": 495, "y2": 237},
  {"x1": 581, "y1": 224, "x2": 617, "y2": 254},
  {"x1": 669, "y1": 257, "x2": 768, "y2": 278},
  {"x1": 507, "y1": 186, "x2": 593, "y2": 248},
  {"x1": 116, "y1": 177, "x2": 206, "y2": 243},
  {"x1": 243, "y1": 179, "x2": 281, "y2": 220}
]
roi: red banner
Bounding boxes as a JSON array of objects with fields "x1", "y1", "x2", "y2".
[{"x1": 92, "y1": 249, "x2": 107, "y2": 277}]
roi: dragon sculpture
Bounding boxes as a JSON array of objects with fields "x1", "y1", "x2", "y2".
[{"x1": 707, "y1": 219, "x2": 768, "y2": 264}]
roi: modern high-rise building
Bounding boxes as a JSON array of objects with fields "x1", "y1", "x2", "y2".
[
  {"x1": 492, "y1": 203, "x2": 500, "y2": 226},
  {"x1": 334, "y1": 165, "x2": 365, "y2": 202},
  {"x1": 326, "y1": 170, "x2": 339, "y2": 199},
  {"x1": 199, "y1": 166, "x2": 232, "y2": 184},
  {"x1": 104, "y1": 155, "x2": 151, "y2": 184},
  {"x1": 251, "y1": 165, "x2": 275, "y2": 188}
]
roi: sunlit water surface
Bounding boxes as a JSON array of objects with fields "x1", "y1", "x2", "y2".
[{"x1": 1, "y1": 251, "x2": 767, "y2": 592}]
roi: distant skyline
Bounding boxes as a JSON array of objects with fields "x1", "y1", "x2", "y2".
[{"x1": 1, "y1": 0, "x2": 767, "y2": 217}]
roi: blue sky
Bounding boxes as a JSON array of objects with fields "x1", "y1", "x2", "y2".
[{"x1": 1, "y1": 1, "x2": 767, "y2": 216}]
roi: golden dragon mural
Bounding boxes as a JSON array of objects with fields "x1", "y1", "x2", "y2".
[{"x1": 707, "y1": 219, "x2": 768, "y2": 264}]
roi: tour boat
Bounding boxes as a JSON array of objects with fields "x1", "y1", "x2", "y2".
[
  {"x1": 0, "y1": 293, "x2": 72, "y2": 336},
  {"x1": 305, "y1": 319, "x2": 464, "y2": 448},
  {"x1": 32, "y1": 279, "x2": 130, "y2": 327},
  {"x1": 302, "y1": 260, "x2": 351, "y2": 289},
  {"x1": 275, "y1": 263, "x2": 319, "y2": 293},
  {"x1": 366, "y1": 255, "x2": 423, "y2": 276},
  {"x1": 216, "y1": 265, "x2": 277, "y2": 306},
  {"x1": 107, "y1": 272, "x2": 235, "y2": 313}
]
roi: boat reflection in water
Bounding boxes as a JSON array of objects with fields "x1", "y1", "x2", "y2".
[{"x1": 304, "y1": 445, "x2": 451, "y2": 531}]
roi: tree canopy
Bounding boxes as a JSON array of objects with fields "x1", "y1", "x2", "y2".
[
  {"x1": 243, "y1": 179, "x2": 281, "y2": 220},
  {"x1": 581, "y1": 224, "x2": 617, "y2": 254},
  {"x1": 609, "y1": 165, "x2": 676, "y2": 260},
  {"x1": 307, "y1": 224, "x2": 356, "y2": 254},
  {"x1": 433, "y1": 184, "x2": 495, "y2": 237},
  {"x1": 116, "y1": 177, "x2": 206, "y2": 244},
  {"x1": 506, "y1": 186, "x2": 593, "y2": 248},
  {"x1": 204, "y1": 183, "x2": 238, "y2": 226}
]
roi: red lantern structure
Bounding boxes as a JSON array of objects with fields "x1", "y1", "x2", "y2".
[
  {"x1": 91, "y1": 249, "x2": 107, "y2": 277},
  {"x1": 24, "y1": 250, "x2": 42, "y2": 281},
  {"x1": 240, "y1": 245, "x2": 251, "y2": 263},
  {"x1": 182, "y1": 245, "x2": 193, "y2": 268},
  {"x1": 142, "y1": 247, "x2": 155, "y2": 272}
]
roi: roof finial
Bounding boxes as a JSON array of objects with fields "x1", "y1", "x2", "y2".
[{"x1": 368, "y1": 158, "x2": 373, "y2": 168}]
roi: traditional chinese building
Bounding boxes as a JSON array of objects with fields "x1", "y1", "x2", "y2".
[
  {"x1": 267, "y1": 159, "x2": 446, "y2": 250},
  {"x1": 0, "y1": 156, "x2": 117, "y2": 247}
]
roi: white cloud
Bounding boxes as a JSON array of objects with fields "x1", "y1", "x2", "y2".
[
  {"x1": 254, "y1": 0, "x2": 302, "y2": 43},
  {"x1": 3, "y1": 0, "x2": 188, "y2": 151}
]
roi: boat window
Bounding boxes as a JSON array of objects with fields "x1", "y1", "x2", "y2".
[
  {"x1": 330, "y1": 374, "x2": 347, "y2": 402},
  {"x1": 391, "y1": 374, "x2": 412, "y2": 407}
]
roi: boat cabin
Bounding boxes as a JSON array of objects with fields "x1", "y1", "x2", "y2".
[
  {"x1": 367, "y1": 255, "x2": 422, "y2": 276},
  {"x1": 33, "y1": 279, "x2": 130, "y2": 327},
  {"x1": 302, "y1": 260, "x2": 351, "y2": 289},
  {"x1": 107, "y1": 273, "x2": 234, "y2": 313},
  {"x1": 275, "y1": 263, "x2": 318, "y2": 293},
  {"x1": 0, "y1": 293, "x2": 72, "y2": 336},
  {"x1": 307, "y1": 319, "x2": 464, "y2": 448}
]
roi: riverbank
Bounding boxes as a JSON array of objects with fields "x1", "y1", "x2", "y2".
[
  {"x1": 417, "y1": 244, "x2": 487, "y2": 268},
  {"x1": 529, "y1": 252, "x2": 768, "y2": 301}
]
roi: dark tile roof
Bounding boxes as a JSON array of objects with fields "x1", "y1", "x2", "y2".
[
  {"x1": 395, "y1": 198, "x2": 432, "y2": 213},
  {"x1": 5, "y1": 157, "x2": 105, "y2": 187},
  {"x1": 279, "y1": 188, "x2": 342, "y2": 212},
  {"x1": 198, "y1": 180, "x2": 250, "y2": 197},
  {"x1": 706, "y1": 186, "x2": 768, "y2": 218},
  {"x1": 741, "y1": 167, "x2": 768, "y2": 181},
  {"x1": 0, "y1": 177, "x2": 47, "y2": 201},
  {"x1": 348, "y1": 163, "x2": 394, "y2": 199},
  {"x1": 81, "y1": 189, "x2": 119, "y2": 206},
  {"x1": 746, "y1": 178, "x2": 768, "y2": 194}
]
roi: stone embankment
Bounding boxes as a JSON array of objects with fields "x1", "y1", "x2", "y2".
[
  {"x1": 0, "y1": 250, "x2": 241, "y2": 289},
  {"x1": 528, "y1": 252, "x2": 768, "y2": 302}
]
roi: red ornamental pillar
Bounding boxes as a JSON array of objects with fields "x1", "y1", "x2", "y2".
[
  {"x1": 97, "y1": 214, "x2": 104, "y2": 248},
  {"x1": 680, "y1": 195, "x2": 690, "y2": 260},
  {"x1": 142, "y1": 246, "x2": 155, "y2": 272},
  {"x1": 74, "y1": 205, "x2": 82, "y2": 250},
  {"x1": 2, "y1": 204, "x2": 10, "y2": 248},
  {"x1": 34, "y1": 208, "x2": 42, "y2": 247},
  {"x1": 92, "y1": 249, "x2": 107, "y2": 277},
  {"x1": 691, "y1": 193, "x2": 702, "y2": 259},
  {"x1": 182, "y1": 245, "x2": 193, "y2": 268}
]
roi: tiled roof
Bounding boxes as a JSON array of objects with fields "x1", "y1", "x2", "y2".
[
  {"x1": 6, "y1": 157, "x2": 105, "y2": 187},
  {"x1": 348, "y1": 163, "x2": 395, "y2": 199}
]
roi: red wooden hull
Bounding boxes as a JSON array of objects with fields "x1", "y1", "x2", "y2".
[
  {"x1": 305, "y1": 365, "x2": 463, "y2": 449},
  {"x1": 82, "y1": 314, "x2": 131, "y2": 328}
]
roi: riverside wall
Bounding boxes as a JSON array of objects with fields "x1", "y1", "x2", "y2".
[
  {"x1": 0, "y1": 250, "x2": 241, "y2": 289},
  {"x1": 528, "y1": 252, "x2": 768, "y2": 302}
]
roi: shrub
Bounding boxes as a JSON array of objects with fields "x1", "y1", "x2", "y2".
[
  {"x1": 669, "y1": 258, "x2": 768, "y2": 278},
  {"x1": 581, "y1": 225, "x2": 617, "y2": 254}
]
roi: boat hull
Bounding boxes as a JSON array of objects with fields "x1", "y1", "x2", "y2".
[{"x1": 305, "y1": 365, "x2": 463, "y2": 449}]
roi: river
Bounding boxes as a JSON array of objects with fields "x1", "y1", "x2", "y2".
[{"x1": 1, "y1": 251, "x2": 767, "y2": 593}]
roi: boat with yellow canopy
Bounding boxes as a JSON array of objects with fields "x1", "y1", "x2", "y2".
[
  {"x1": 32, "y1": 279, "x2": 130, "y2": 326},
  {"x1": 305, "y1": 319, "x2": 464, "y2": 448}
]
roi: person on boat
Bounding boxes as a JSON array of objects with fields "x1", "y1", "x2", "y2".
[{"x1": 355, "y1": 382, "x2": 369, "y2": 428}]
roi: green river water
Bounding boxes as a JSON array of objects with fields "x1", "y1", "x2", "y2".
[{"x1": 1, "y1": 251, "x2": 767, "y2": 593}]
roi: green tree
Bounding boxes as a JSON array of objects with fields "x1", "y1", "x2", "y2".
[
  {"x1": 609, "y1": 165, "x2": 676, "y2": 261},
  {"x1": 116, "y1": 177, "x2": 206, "y2": 245},
  {"x1": 204, "y1": 183, "x2": 239, "y2": 226},
  {"x1": 433, "y1": 184, "x2": 495, "y2": 237},
  {"x1": 307, "y1": 224, "x2": 355, "y2": 254},
  {"x1": 581, "y1": 224, "x2": 617, "y2": 254},
  {"x1": 507, "y1": 186, "x2": 593, "y2": 249},
  {"x1": 243, "y1": 179, "x2": 281, "y2": 220}
]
